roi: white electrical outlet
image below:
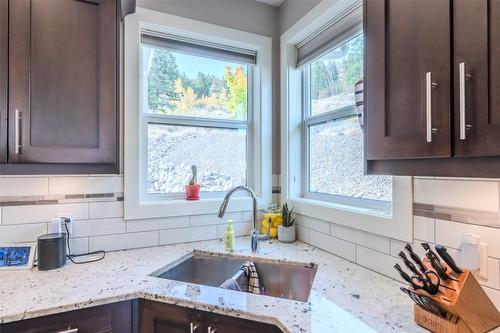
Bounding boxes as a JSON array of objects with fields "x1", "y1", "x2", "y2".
[{"x1": 56, "y1": 215, "x2": 74, "y2": 236}]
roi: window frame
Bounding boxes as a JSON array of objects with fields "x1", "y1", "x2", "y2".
[
  {"x1": 124, "y1": 8, "x2": 272, "y2": 220},
  {"x1": 140, "y1": 46, "x2": 254, "y2": 201},
  {"x1": 280, "y1": 0, "x2": 413, "y2": 242},
  {"x1": 301, "y1": 51, "x2": 392, "y2": 214}
]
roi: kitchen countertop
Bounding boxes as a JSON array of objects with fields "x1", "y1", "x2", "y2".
[{"x1": 0, "y1": 238, "x2": 427, "y2": 332}]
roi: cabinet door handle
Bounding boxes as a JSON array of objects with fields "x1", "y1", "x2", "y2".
[
  {"x1": 14, "y1": 109, "x2": 22, "y2": 154},
  {"x1": 459, "y1": 62, "x2": 467, "y2": 140},
  {"x1": 55, "y1": 328, "x2": 78, "y2": 333},
  {"x1": 207, "y1": 326, "x2": 217, "y2": 333},
  {"x1": 425, "y1": 72, "x2": 438, "y2": 143},
  {"x1": 190, "y1": 322, "x2": 200, "y2": 332}
]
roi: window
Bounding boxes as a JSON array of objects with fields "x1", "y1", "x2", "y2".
[
  {"x1": 124, "y1": 9, "x2": 272, "y2": 220},
  {"x1": 281, "y1": 0, "x2": 412, "y2": 242},
  {"x1": 302, "y1": 33, "x2": 392, "y2": 213},
  {"x1": 141, "y1": 36, "x2": 253, "y2": 199}
]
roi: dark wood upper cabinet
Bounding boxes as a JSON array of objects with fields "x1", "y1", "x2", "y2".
[
  {"x1": 365, "y1": 0, "x2": 451, "y2": 160},
  {"x1": 3, "y1": 0, "x2": 119, "y2": 173},
  {"x1": 453, "y1": 0, "x2": 500, "y2": 157},
  {"x1": 365, "y1": 0, "x2": 500, "y2": 177},
  {"x1": 0, "y1": 0, "x2": 7, "y2": 164}
]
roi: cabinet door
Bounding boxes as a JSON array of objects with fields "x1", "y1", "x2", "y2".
[
  {"x1": 0, "y1": 301, "x2": 132, "y2": 333},
  {"x1": 8, "y1": 0, "x2": 117, "y2": 164},
  {"x1": 204, "y1": 312, "x2": 282, "y2": 333},
  {"x1": 139, "y1": 300, "x2": 204, "y2": 333},
  {"x1": 365, "y1": 0, "x2": 451, "y2": 160},
  {"x1": 453, "y1": 0, "x2": 500, "y2": 156},
  {"x1": 0, "y1": 0, "x2": 6, "y2": 163}
]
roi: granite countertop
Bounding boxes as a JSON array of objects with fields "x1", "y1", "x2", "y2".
[{"x1": 0, "y1": 238, "x2": 426, "y2": 332}]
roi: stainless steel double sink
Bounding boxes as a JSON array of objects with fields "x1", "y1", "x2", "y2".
[{"x1": 150, "y1": 251, "x2": 317, "y2": 302}]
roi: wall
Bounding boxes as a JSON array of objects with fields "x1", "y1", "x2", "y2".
[
  {"x1": 296, "y1": 177, "x2": 500, "y2": 310},
  {"x1": 278, "y1": 0, "x2": 321, "y2": 35},
  {"x1": 0, "y1": 175, "x2": 254, "y2": 253}
]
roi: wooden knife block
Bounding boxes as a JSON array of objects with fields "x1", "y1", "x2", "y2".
[{"x1": 414, "y1": 260, "x2": 500, "y2": 333}]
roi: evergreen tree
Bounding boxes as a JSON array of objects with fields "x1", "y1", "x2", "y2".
[
  {"x1": 148, "y1": 49, "x2": 180, "y2": 113},
  {"x1": 344, "y1": 35, "x2": 363, "y2": 86}
]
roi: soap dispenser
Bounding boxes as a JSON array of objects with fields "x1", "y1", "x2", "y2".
[{"x1": 224, "y1": 219, "x2": 235, "y2": 252}]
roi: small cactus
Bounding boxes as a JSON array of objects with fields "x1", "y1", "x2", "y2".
[{"x1": 189, "y1": 165, "x2": 197, "y2": 185}]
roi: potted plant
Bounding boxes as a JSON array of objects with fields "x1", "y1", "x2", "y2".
[
  {"x1": 185, "y1": 165, "x2": 200, "y2": 200},
  {"x1": 278, "y1": 203, "x2": 296, "y2": 243}
]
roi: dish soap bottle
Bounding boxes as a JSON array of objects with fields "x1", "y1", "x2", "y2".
[{"x1": 224, "y1": 219, "x2": 235, "y2": 252}]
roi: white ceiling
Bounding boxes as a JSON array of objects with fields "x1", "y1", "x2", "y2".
[{"x1": 256, "y1": 0, "x2": 285, "y2": 7}]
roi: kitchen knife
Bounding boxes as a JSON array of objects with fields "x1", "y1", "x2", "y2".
[
  {"x1": 435, "y1": 245, "x2": 462, "y2": 274},
  {"x1": 422, "y1": 248, "x2": 450, "y2": 281},
  {"x1": 404, "y1": 244, "x2": 427, "y2": 274},
  {"x1": 398, "y1": 251, "x2": 422, "y2": 277},
  {"x1": 400, "y1": 287, "x2": 448, "y2": 319},
  {"x1": 394, "y1": 263, "x2": 417, "y2": 288}
]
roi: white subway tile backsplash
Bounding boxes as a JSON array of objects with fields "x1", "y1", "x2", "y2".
[
  {"x1": 69, "y1": 237, "x2": 89, "y2": 255},
  {"x1": 297, "y1": 226, "x2": 310, "y2": 243},
  {"x1": 297, "y1": 215, "x2": 330, "y2": 234},
  {"x1": 331, "y1": 224, "x2": 390, "y2": 254},
  {"x1": 73, "y1": 218, "x2": 126, "y2": 237},
  {"x1": 217, "y1": 222, "x2": 252, "y2": 238},
  {"x1": 48, "y1": 176, "x2": 123, "y2": 195},
  {"x1": 126, "y1": 216, "x2": 189, "y2": 233},
  {"x1": 88, "y1": 202, "x2": 123, "y2": 219},
  {"x1": 309, "y1": 230, "x2": 356, "y2": 262},
  {"x1": 414, "y1": 178, "x2": 499, "y2": 212},
  {"x1": 189, "y1": 212, "x2": 242, "y2": 227},
  {"x1": 485, "y1": 287, "x2": 500, "y2": 311},
  {"x1": 2, "y1": 203, "x2": 88, "y2": 225},
  {"x1": 0, "y1": 223, "x2": 47, "y2": 243},
  {"x1": 436, "y1": 219, "x2": 500, "y2": 259},
  {"x1": 356, "y1": 246, "x2": 401, "y2": 281},
  {"x1": 159, "y1": 225, "x2": 217, "y2": 245},
  {"x1": 414, "y1": 216, "x2": 435, "y2": 243},
  {"x1": 89, "y1": 231, "x2": 158, "y2": 252},
  {"x1": 0, "y1": 178, "x2": 48, "y2": 196}
]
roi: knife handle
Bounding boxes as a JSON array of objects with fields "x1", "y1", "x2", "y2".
[
  {"x1": 435, "y1": 245, "x2": 462, "y2": 274},
  {"x1": 404, "y1": 244, "x2": 427, "y2": 274},
  {"x1": 394, "y1": 264, "x2": 414, "y2": 286},
  {"x1": 398, "y1": 251, "x2": 422, "y2": 277}
]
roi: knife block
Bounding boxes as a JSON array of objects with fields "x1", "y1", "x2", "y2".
[{"x1": 413, "y1": 261, "x2": 500, "y2": 333}]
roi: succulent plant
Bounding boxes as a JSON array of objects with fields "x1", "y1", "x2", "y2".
[
  {"x1": 189, "y1": 165, "x2": 197, "y2": 185},
  {"x1": 281, "y1": 203, "x2": 296, "y2": 228}
]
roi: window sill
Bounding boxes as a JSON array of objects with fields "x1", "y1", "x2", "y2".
[
  {"x1": 125, "y1": 196, "x2": 256, "y2": 220},
  {"x1": 292, "y1": 197, "x2": 393, "y2": 219}
]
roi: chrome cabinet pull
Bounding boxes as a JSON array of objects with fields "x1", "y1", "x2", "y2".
[
  {"x1": 14, "y1": 109, "x2": 22, "y2": 154},
  {"x1": 55, "y1": 328, "x2": 78, "y2": 333},
  {"x1": 425, "y1": 72, "x2": 438, "y2": 143},
  {"x1": 207, "y1": 326, "x2": 217, "y2": 333},
  {"x1": 190, "y1": 322, "x2": 200, "y2": 333},
  {"x1": 459, "y1": 62, "x2": 470, "y2": 140}
]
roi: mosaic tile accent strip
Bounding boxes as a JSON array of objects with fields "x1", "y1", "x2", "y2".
[
  {"x1": 0, "y1": 192, "x2": 124, "y2": 207},
  {"x1": 413, "y1": 203, "x2": 500, "y2": 228}
]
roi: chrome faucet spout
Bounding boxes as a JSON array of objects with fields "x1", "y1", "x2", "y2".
[{"x1": 218, "y1": 186, "x2": 263, "y2": 253}]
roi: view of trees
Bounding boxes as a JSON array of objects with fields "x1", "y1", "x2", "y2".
[
  {"x1": 310, "y1": 34, "x2": 363, "y2": 105},
  {"x1": 147, "y1": 48, "x2": 248, "y2": 119}
]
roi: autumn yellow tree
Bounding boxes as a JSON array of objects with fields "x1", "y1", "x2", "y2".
[{"x1": 224, "y1": 65, "x2": 247, "y2": 118}]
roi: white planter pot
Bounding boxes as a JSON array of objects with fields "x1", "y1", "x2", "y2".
[{"x1": 278, "y1": 224, "x2": 296, "y2": 243}]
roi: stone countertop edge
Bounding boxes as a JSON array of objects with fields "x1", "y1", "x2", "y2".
[{"x1": 0, "y1": 238, "x2": 426, "y2": 333}]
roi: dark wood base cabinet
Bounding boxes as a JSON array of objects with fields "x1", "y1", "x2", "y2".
[
  {"x1": 0, "y1": 300, "x2": 283, "y2": 333},
  {"x1": 139, "y1": 300, "x2": 282, "y2": 333},
  {"x1": 0, "y1": 301, "x2": 133, "y2": 333}
]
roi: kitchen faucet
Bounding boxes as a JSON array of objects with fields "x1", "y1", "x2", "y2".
[{"x1": 218, "y1": 185, "x2": 269, "y2": 253}]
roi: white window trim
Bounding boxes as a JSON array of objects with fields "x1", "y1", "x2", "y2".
[
  {"x1": 280, "y1": 0, "x2": 413, "y2": 242},
  {"x1": 124, "y1": 8, "x2": 272, "y2": 220}
]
